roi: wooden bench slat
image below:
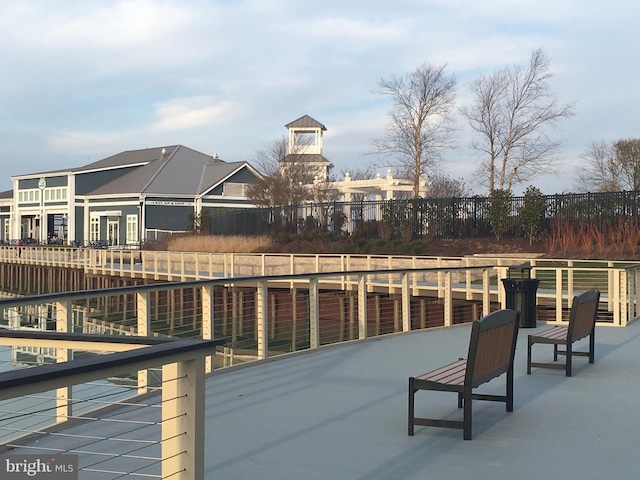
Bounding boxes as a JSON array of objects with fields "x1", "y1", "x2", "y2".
[
  {"x1": 416, "y1": 359, "x2": 466, "y2": 384},
  {"x1": 532, "y1": 326, "x2": 568, "y2": 341}
]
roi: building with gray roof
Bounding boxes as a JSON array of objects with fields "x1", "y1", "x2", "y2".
[{"x1": 1, "y1": 145, "x2": 261, "y2": 246}]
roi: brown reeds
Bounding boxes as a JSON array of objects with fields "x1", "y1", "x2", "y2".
[
  {"x1": 545, "y1": 218, "x2": 640, "y2": 258},
  {"x1": 167, "y1": 235, "x2": 273, "y2": 253}
]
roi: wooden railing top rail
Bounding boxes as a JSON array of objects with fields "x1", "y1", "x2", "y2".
[{"x1": 0, "y1": 331, "x2": 223, "y2": 401}]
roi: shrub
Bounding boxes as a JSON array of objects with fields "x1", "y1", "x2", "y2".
[
  {"x1": 519, "y1": 186, "x2": 546, "y2": 245},
  {"x1": 486, "y1": 189, "x2": 512, "y2": 240}
]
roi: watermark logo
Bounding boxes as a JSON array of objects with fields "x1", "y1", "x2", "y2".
[{"x1": 1, "y1": 455, "x2": 77, "y2": 479}]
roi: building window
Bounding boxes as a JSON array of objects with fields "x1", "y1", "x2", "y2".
[
  {"x1": 223, "y1": 183, "x2": 248, "y2": 197},
  {"x1": 90, "y1": 217, "x2": 100, "y2": 241},
  {"x1": 3, "y1": 219, "x2": 8, "y2": 242},
  {"x1": 126, "y1": 214, "x2": 138, "y2": 244}
]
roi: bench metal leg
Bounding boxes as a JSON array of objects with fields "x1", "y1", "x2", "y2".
[
  {"x1": 408, "y1": 377, "x2": 415, "y2": 436},
  {"x1": 506, "y1": 368, "x2": 514, "y2": 412},
  {"x1": 463, "y1": 393, "x2": 472, "y2": 440}
]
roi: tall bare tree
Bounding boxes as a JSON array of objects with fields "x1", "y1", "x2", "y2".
[
  {"x1": 576, "y1": 138, "x2": 640, "y2": 192},
  {"x1": 461, "y1": 48, "x2": 574, "y2": 192},
  {"x1": 374, "y1": 62, "x2": 457, "y2": 198}
]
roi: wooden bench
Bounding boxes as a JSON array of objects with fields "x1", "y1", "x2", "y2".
[
  {"x1": 408, "y1": 309, "x2": 520, "y2": 440},
  {"x1": 527, "y1": 289, "x2": 600, "y2": 377}
]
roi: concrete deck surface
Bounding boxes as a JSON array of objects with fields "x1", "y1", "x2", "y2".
[
  {"x1": 206, "y1": 319, "x2": 640, "y2": 480},
  {"x1": 9, "y1": 318, "x2": 640, "y2": 479}
]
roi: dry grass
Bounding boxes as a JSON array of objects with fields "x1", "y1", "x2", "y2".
[{"x1": 167, "y1": 235, "x2": 273, "y2": 253}]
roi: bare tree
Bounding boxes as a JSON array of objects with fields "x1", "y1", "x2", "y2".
[
  {"x1": 615, "y1": 138, "x2": 640, "y2": 190},
  {"x1": 374, "y1": 62, "x2": 457, "y2": 198},
  {"x1": 246, "y1": 136, "x2": 331, "y2": 206},
  {"x1": 461, "y1": 48, "x2": 574, "y2": 192},
  {"x1": 426, "y1": 172, "x2": 470, "y2": 198},
  {"x1": 576, "y1": 138, "x2": 640, "y2": 192},
  {"x1": 339, "y1": 165, "x2": 378, "y2": 181},
  {"x1": 251, "y1": 135, "x2": 288, "y2": 176}
]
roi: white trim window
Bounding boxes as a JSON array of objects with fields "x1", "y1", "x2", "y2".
[
  {"x1": 126, "y1": 214, "x2": 138, "y2": 244},
  {"x1": 18, "y1": 189, "x2": 40, "y2": 203},
  {"x1": 90, "y1": 217, "x2": 100, "y2": 241}
]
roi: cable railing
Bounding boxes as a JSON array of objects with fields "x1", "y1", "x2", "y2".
[
  {"x1": 0, "y1": 256, "x2": 639, "y2": 477},
  {"x1": 0, "y1": 330, "x2": 221, "y2": 480}
]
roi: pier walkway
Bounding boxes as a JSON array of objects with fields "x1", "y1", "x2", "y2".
[{"x1": 5, "y1": 317, "x2": 639, "y2": 479}]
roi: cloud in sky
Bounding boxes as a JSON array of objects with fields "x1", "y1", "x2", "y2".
[
  {"x1": 1, "y1": 0, "x2": 638, "y2": 194},
  {"x1": 151, "y1": 97, "x2": 236, "y2": 132}
]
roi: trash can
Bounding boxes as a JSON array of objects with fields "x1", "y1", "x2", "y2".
[{"x1": 501, "y1": 265, "x2": 540, "y2": 328}]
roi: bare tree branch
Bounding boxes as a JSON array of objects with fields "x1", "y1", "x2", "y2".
[
  {"x1": 374, "y1": 62, "x2": 457, "y2": 198},
  {"x1": 246, "y1": 135, "x2": 334, "y2": 206},
  {"x1": 461, "y1": 48, "x2": 574, "y2": 192},
  {"x1": 615, "y1": 138, "x2": 640, "y2": 190},
  {"x1": 576, "y1": 138, "x2": 640, "y2": 192}
]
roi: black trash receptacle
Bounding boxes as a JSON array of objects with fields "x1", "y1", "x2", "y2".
[{"x1": 501, "y1": 266, "x2": 540, "y2": 328}]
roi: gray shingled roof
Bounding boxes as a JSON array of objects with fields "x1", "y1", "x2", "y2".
[
  {"x1": 87, "y1": 145, "x2": 252, "y2": 196},
  {"x1": 285, "y1": 115, "x2": 326, "y2": 130},
  {"x1": 74, "y1": 146, "x2": 179, "y2": 173},
  {"x1": 199, "y1": 161, "x2": 250, "y2": 194}
]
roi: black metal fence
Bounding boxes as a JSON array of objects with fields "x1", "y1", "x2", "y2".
[{"x1": 208, "y1": 190, "x2": 640, "y2": 240}]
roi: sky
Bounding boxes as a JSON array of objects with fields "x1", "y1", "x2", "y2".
[{"x1": 1, "y1": 0, "x2": 638, "y2": 195}]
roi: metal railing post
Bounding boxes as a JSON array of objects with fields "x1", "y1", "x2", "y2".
[
  {"x1": 162, "y1": 356, "x2": 205, "y2": 480},
  {"x1": 309, "y1": 277, "x2": 319, "y2": 349},
  {"x1": 201, "y1": 285, "x2": 214, "y2": 373},
  {"x1": 555, "y1": 268, "x2": 563, "y2": 322},
  {"x1": 137, "y1": 291, "x2": 150, "y2": 393},
  {"x1": 443, "y1": 271, "x2": 452, "y2": 327},
  {"x1": 483, "y1": 268, "x2": 491, "y2": 317},
  {"x1": 256, "y1": 280, "x2": 268, "y2": 359},
  {"x1": 358, "y1": 274, "x2": 367, "y2": 339},
  {"x1": 55, "y1": 299, "x2": 73, "y2": 423},
  {"x1": 401, "y1": 272, "x2": 410, "y2": 332}
]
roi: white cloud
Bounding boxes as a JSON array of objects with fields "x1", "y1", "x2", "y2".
[
  {"x1": 48, "y1": 130, "x2": 137, "y2": 155},
  {"x1": 151, "y1": 97, "x2": 236, "y2": 132}
]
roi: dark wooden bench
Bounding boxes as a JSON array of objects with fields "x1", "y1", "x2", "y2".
[
  {"x1": 408, "y1": 309, "x2": 520, "y2": 440},
  {"x1": 527, "y1": 289, "x2": 600, "y2": 377}
]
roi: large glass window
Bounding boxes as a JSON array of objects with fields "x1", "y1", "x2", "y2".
[
  {"x1": 90, "y1": 217, "x2": 100, "y2": 241},
  {"x1": 126, "y1": 214, "x2": 138, "y2": 244}
]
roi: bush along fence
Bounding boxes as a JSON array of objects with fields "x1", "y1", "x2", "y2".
[{"x1": 208, "y1": 189, "x2": 640, "y2": 247}]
